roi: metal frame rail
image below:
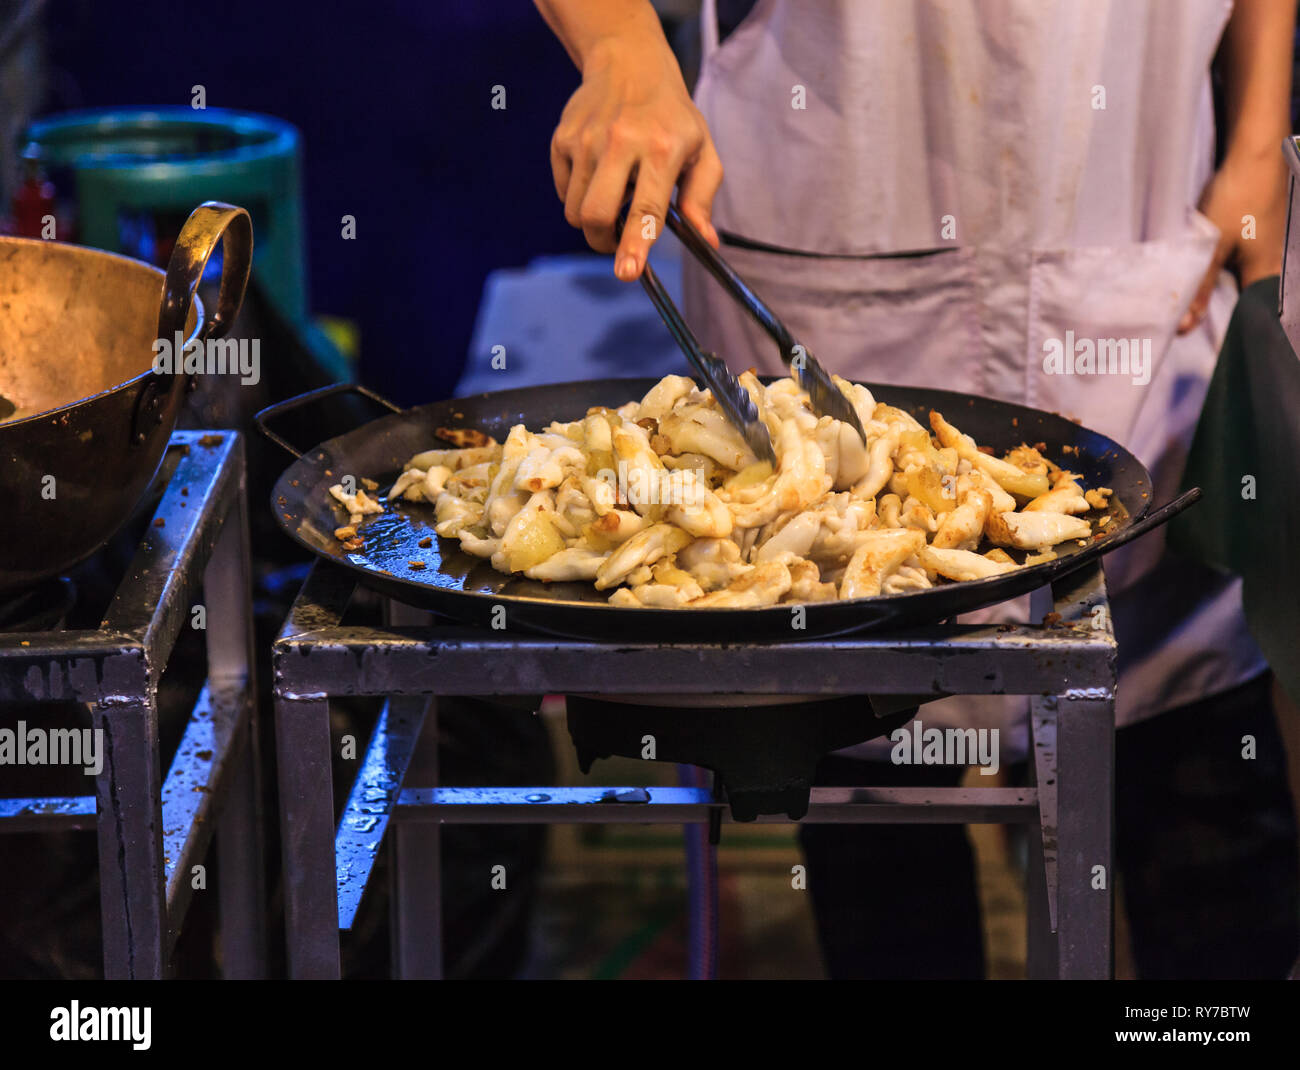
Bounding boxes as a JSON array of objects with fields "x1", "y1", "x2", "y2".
[
  {"x1": 0, "y1": 431, "x2": 266, "y2": 979},
  {"x1": 274, "y1": 559, "x2": 1116, "y2": 980}
]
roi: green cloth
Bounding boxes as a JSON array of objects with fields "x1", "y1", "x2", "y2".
[{"x1": 1167, "y1": 276, "x2": 1300, "y2": 704}]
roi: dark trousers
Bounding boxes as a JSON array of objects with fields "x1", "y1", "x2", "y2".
[
  {"x1": 799, "y1": 758, "x2": 982, "y2": 979},
  {"x1": 798, "y1": 673, "x2": 1300, "y2": 979}
]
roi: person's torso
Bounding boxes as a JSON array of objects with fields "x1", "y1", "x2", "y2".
[
  {"x1": 698, "y1": 0, "x2": 1231, "y2": 254},
  {"x1": 682, "y1": 0, "x2": 1264, "y2": 728}
]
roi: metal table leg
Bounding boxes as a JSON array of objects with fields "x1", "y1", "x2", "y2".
[
  {"x1": 1026, "y1": 699, "x2": 1059, "y2": 979},
  {"x1": 276, "y1": 695, "x2": 340, "y2": 978},
  {"x1": 1052, "y1": 692, "x2": 1114, "y2": 979},
  {"x1": 383, "y1": 599, "x2": 442, "y2": 979},
  {"x1": 390, "y1": 697, "x2": 442, "y2": 979},
  {"x1": 203, "y1": 473, "x2": 267, "y2": 978},
  {"x1": 92, "y1": 698, "x2": 166, "y2": 979}
]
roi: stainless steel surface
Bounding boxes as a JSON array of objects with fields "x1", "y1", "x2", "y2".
[
  {"x1": 336, "y1": 698, "x2": 427, "y2": 931},
  {"x1": 0, "y1": 795, "x2": 96, "y2": 830},
  {"x1": 91, "y1": 694, "x2": 165, "y2": 978},
  {"x1": 273, "y1": 613, "x2": 1113, "y2": 701},
  {"x1": 1030, "y1": 703, "x2": 1060, "y2": 935},
  {"x1": 383, "y1": 600, "x2": 443, "y2": 980},
  {"x1": 202, "y1": 479, "x2": 265, "y2": 979},
  {"x1": 275, "y1": 694, "x2": 339, "y2": 980},
  {"x1": 1047, "y1": 692, "x2": 1114, "y2": 980},
  {"x1": 393, "y1": 786, "x2": 1039, "y2": 824}
]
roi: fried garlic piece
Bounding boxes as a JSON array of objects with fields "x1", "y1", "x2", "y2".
[
  {"x1": 329, "y1": 484, "x2": 383, "y2": 525},
  {"x1": 1084, "y1": 486, "x2": 1114, "y2": 510}
]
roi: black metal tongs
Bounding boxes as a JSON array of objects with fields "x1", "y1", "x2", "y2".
[{"x1": 629, "y1": 202, "x2": 868, "y2": 465}]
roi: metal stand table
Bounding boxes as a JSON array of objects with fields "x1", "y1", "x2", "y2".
[
  {"x1": 0, "y1": 431, "x2": 266, "y2": 979},
  {"x1": 274, "y1": 559, "x2": 1116, "y2": 980}
]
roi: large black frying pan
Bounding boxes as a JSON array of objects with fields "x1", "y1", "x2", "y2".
[{"x1": 258, "y1": 378, "x2": 1199, "y2": 641}]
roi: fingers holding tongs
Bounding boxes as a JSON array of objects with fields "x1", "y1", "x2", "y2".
[{"x1": 662, "y1": 203, "x2": 867, "y2": 445}]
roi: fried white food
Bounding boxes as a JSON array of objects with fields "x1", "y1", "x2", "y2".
[
  {"x1": 676, "y1": 537, "x2": 753, "y2": 591},
  {"x1": 691, "y1": 559, "x2": 793, "y2": 608},
  {"x1": 329, "y1": 483, "x2": 384, "y2": 527},
  {"x1": 523, "y1": 546, "x2": 606, "y2": 582},
  {"x1": 357, "y1": 370, "x2": 1118, "y2": 605},
  {"x1": 1023, "y1": 471, "x2": 1090, "y2": 515},
  {"x1": 840, "y1": 529, "x2": 927, "y2": 599},
  {"x1": 932, "y1": 488, "x2": 992, "y2": 551},
  {"x1": 985, "y1": 509, "x2": 1092, "y2": 550},
  {"x1": 594, "y1": 523, "x2": 692, "y2": 590},
  {"x1": 929, "y1": 410, "x2": 1051, "y2": 500},
  {"x1": 918, "y1": 544, "x2": 1018, "y2": 582}
]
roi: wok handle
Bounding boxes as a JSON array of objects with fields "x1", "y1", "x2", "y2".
[
  {"x1": 133, "y1": 202, "x2": 253, "y2": 444},
  {"x1": 1098, "y1": 486, "x2": 1202, "y2": 554},
  {"x1": 254, "y1": 382, "x2": 403, "y2": 458},
  {"x1": 1050, "y1": 486, "x2": 1203, "y2": 581},
  {"x1": 157, "y1": 201, "x2": 254, "y2": 348}
]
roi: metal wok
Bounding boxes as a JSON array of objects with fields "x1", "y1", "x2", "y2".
[
  {"x1": 0, "y1": 202, "x2": 252, "y2": 595},
  {"x1": 259, "y1": 378, "x2": 1199, "y2": 641}
]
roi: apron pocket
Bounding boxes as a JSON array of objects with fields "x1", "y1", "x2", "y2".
[
  {"x1": 681, "y1": 240, "x2": 985, "y2": 392},
  {"x1": 1024, "y1": 220, "x2": 1218, "y2": 446}
]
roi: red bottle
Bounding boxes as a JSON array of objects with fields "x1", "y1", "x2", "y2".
[{"x1": 10, "y1": 143, "x2": 57, "y2": 239}]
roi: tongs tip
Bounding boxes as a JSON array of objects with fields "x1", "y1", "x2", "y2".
[{"x1": 795, "y1": 357, "x2": 868, "y2": 445}]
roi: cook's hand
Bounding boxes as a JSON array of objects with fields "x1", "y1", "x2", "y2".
[
  {"x1": 550, "y1": 36, "x2": 723, "y2": 280},
  {"x1": 1179, "y1": 152, "x2": 1288, "y2": 333}
]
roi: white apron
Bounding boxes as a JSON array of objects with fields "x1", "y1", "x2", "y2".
[{"x1": 686, "y1": 0, "x2": 1264, "y2": 751}]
